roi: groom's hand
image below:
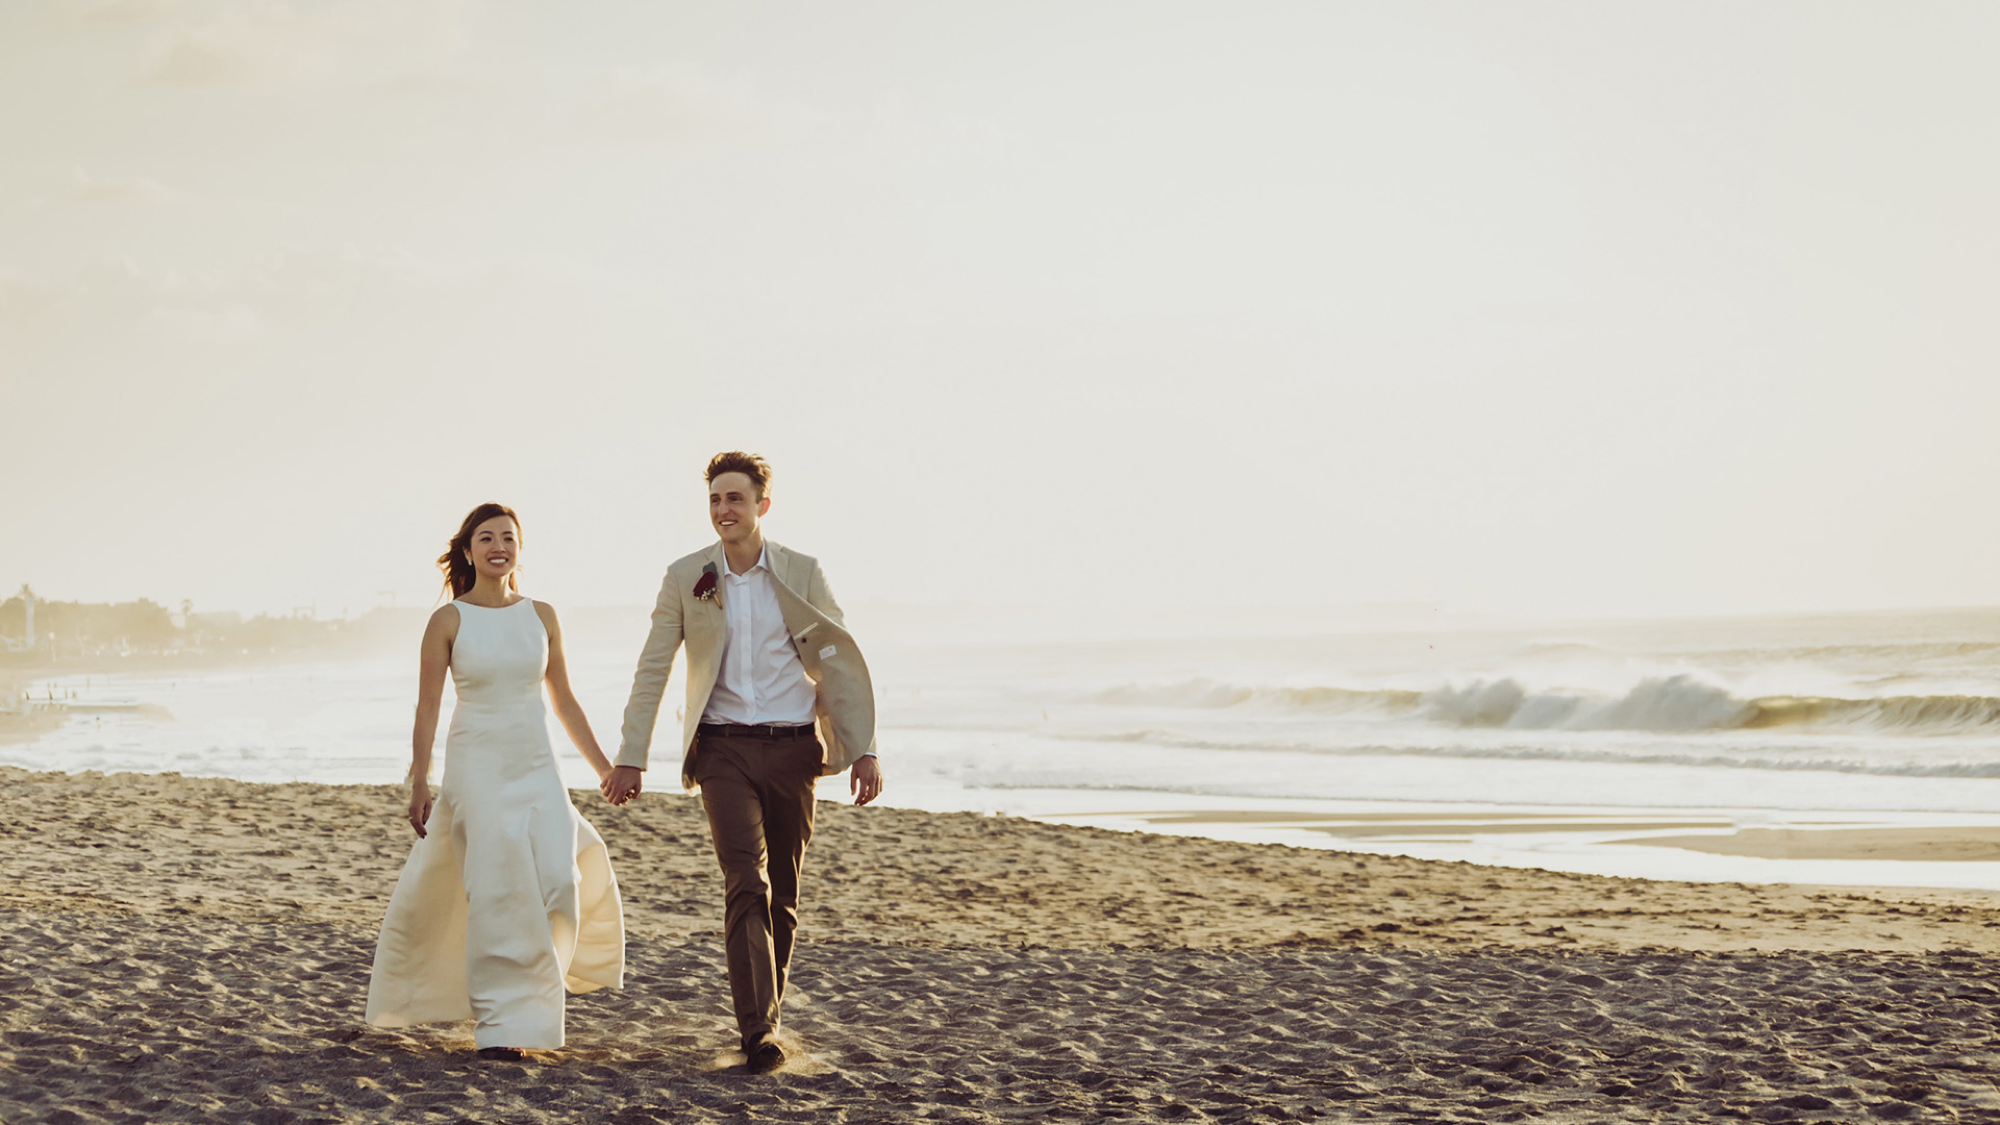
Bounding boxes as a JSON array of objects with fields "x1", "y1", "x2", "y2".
[
  {"x1": 850, "y1": 756, "x2": 883, "y2": 806},
  {"x1": 603, "y1": 765, "x2": 644, "y2": 806}
]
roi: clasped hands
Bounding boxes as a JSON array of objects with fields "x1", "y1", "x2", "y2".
[
  {"x1": 598, "y1": 759, "x2": 884, "y2": 807},
  {"x1": 601, "y1": 765, "x2": 643, "y2": 806}
]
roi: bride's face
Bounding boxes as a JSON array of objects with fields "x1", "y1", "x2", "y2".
[{"x1": 464, "y1": 516, "x2": 520, "y2": 584}]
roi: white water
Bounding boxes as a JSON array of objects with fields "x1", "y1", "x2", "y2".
[{"x1": 13, "y1": 607, "x2": 2000, "y2": 889}]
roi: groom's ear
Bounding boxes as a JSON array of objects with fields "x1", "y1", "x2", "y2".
[{"x1": 757, "y1": 495, "x2": 771, "y2": 517}]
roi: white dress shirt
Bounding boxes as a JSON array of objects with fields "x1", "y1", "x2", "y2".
[{"x1": 700, "y1": 547, "x2": 819, "y2": 726}]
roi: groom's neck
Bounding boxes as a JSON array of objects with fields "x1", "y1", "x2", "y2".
[{"x1": 723, "y1": 534, "x2": 765, "y2": 576}]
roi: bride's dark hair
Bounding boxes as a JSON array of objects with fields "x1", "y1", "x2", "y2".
[{"x1": 438, "y1": 502, "x2": 522, "y2": 601}]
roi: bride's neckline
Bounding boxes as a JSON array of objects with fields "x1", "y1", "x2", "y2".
[{"x1": 455, "y1": 597, "x2": 529, "y2": 610}]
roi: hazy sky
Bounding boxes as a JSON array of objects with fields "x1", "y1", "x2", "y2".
[{"x1": 4, "y1": 1, "x2": 1998, "y2": 624}]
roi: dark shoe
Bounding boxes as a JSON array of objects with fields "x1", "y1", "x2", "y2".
[
  {"x1": 477, "y1": 1046, "x2": 525, "y2": 1062},
  {"x1": 745, "y1": 1041, "x2": 786, "y2": 1074}
]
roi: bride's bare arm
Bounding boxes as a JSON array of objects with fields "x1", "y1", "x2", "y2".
[
  {"x1": 408, "y1": 605, "x2": 457, "y2": 837},
  {"x1": 536, "y1": 602, "x2": 614, "y2": 785}
]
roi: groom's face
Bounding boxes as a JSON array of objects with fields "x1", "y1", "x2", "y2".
[{"x1": 709, "y1": 472, "x2": 770, "y2": 545}]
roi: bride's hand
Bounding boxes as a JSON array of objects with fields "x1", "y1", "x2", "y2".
[{"x1": 407, "y1": 784, "x2": 435, "y2": 838}]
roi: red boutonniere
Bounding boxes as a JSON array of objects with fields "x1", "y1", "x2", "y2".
[{"x1": 693, "y1": 563, "x2": 719, "y2": 602}]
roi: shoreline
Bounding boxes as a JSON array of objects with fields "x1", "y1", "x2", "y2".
[
  {"x1": 6, "y1": 768, "x2": 2000, "y2": 1123},
  {"x1": 14, "y1": 724, "x2": 2000, "y2": 893},
  {"x1": 861, "y1": 779, "x2": 2000, "y2": 895},
  {"x1": 1088, "y1": 803, "x2": 2000, "y2": 862}
]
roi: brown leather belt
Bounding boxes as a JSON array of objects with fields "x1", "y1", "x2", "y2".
[{"x1": 698, "y1": 722, "x2": 817, "y2": 740}]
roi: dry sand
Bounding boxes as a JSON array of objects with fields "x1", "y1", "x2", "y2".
[{"x1": 4, "y1": 766, "x2": 2000, "y2": 1123}]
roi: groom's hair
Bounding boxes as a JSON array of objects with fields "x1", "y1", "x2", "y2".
[{"x1": 706, "y1": 451, "x2": 773, "y2": 499}]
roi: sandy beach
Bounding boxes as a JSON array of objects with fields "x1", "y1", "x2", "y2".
[{"x1": 5, "y1": 767, "x2": 2000, "y2": 1124}]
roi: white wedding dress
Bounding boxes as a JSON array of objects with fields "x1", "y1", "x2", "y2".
[{"x1": 364, "y1": 598, "x2": 624, "y2": 1049}]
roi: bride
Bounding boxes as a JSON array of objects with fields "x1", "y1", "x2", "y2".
[{"x1": 364, "y1": 502, "x2": 625, "y2": 1060}]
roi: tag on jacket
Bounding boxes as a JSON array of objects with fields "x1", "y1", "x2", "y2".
[{"x1": 820, "y1": 644, "x2": 838, "y2": 660}]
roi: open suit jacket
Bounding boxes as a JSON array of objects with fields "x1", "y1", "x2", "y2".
[{"x1": 615, "y1": 540, "x2": 878, "y2": 791}]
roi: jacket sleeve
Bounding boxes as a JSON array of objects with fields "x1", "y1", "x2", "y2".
[{"x1": 616, "y1": 570, "x2": 685, "y2": 770}]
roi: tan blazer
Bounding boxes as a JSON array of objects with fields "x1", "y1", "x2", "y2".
[{"x1": 616, "y1": 540, "x2": 878, "y2": 791}]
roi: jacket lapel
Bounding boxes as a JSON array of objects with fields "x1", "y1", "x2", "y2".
[
  {"x1": 679, "y1": 543, "x2": 730, "y2": 760},
  {"x1": 765, "y1": 540, "x2": 799, "y2": 595},
  {"x1": 703, "y1": 541, "x2": 730, "y2": 612},
  {"x1": 763, "y1": 542, "x2": 822, "y2": 650}
]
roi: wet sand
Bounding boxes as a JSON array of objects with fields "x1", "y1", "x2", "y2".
[
  {"x1": 1623, "y1": 825, "x2": 2000, "y2": 863},
  {"x1": 4, "y1": 766, "x2": 2000, "y2": 1123}
]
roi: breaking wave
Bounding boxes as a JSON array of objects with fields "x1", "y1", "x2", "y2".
[{"x1": 1092, "y1": 674, "x2": 2000, "y2": 736}]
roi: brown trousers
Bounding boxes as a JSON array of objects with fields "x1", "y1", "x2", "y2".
[{"x1": 692, "y1": 729, "x2": 822, "y2": 1050}]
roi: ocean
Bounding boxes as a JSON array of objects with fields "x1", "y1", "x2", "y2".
[{"x1": 13, "y1": 606, "x2": 2000, "y2": 891}]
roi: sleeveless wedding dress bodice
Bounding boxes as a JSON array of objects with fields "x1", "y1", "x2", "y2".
[{"x1": 365, "y1": 598, "x2": 624, "y2": 1049}]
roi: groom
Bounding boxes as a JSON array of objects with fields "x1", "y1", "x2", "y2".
[{"x1": 602, "y1": 451, "x2": 883, "y2": 1073}]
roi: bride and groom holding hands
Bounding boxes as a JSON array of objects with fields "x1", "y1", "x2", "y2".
[{"x1": 364, "y1": 451, "x2": 883, "y2": 1073}]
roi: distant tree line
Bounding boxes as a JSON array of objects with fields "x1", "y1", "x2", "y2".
[
  {"x1": 0, "y1": 596, "x2": 424, "y2": 662},
  {"x1": 1, "y1": 597, "x2": 175, "y2": 652}
]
